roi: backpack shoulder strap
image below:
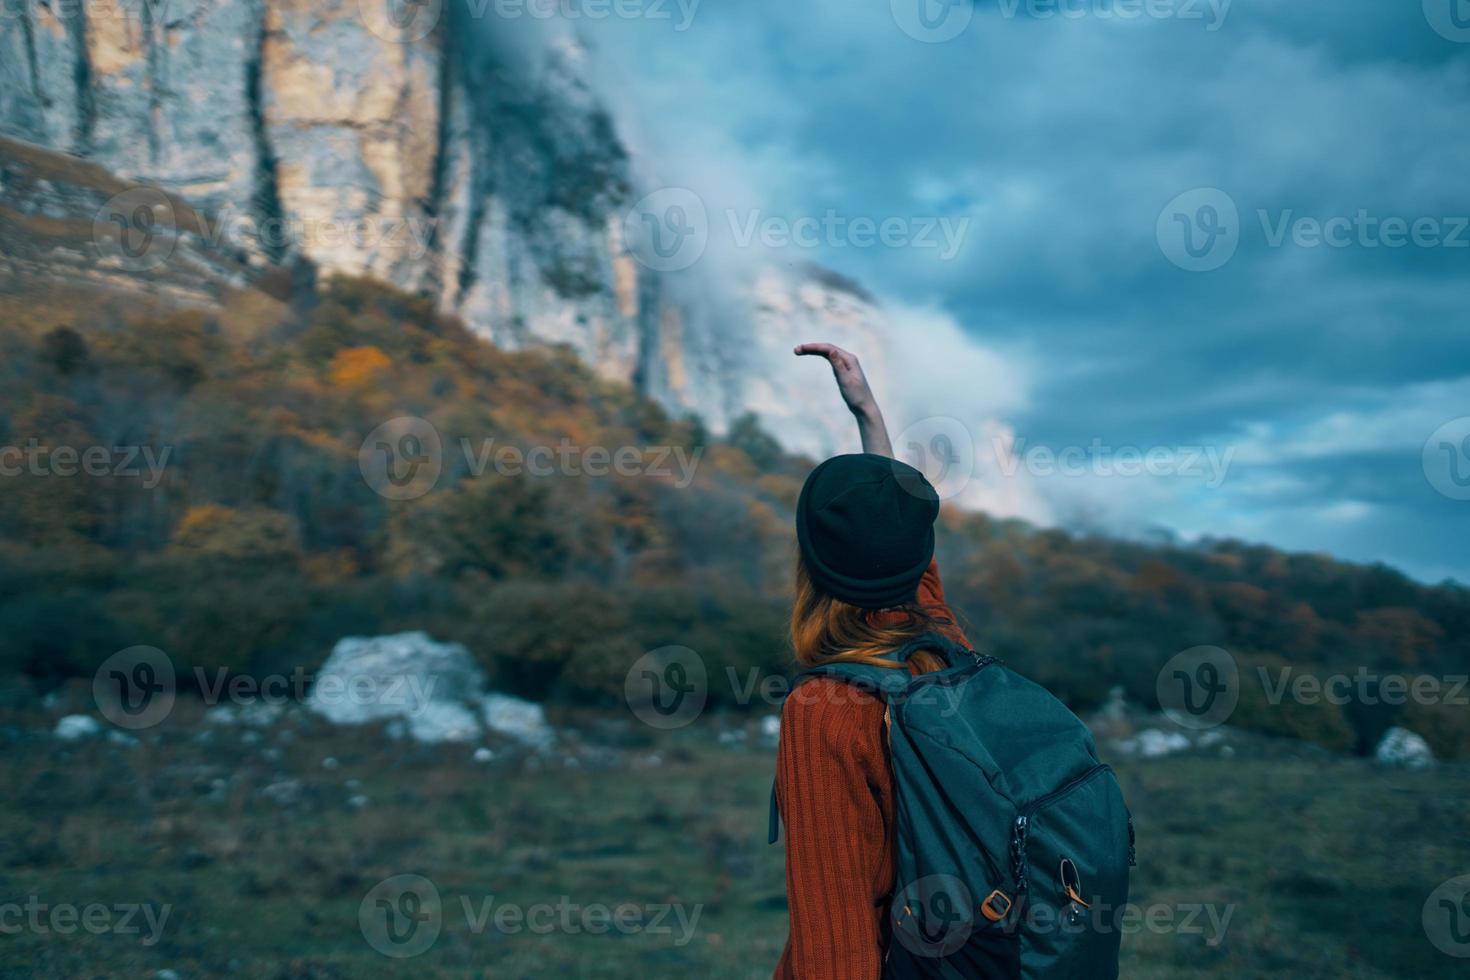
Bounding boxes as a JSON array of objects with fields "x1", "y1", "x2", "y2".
[
  {"x1": 794, "y1": 659, "x2": 911, "y2": 699},
  {"x1": 767, "y1": 632, "x2": 975, "y2": 844},
  {"x1": 794, "y1": 631, "x2": 973, "y2": 697}
]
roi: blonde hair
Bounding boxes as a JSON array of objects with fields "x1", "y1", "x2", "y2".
[{"x1": 790, "y1": 555, "x2": 951, "y2": 675}]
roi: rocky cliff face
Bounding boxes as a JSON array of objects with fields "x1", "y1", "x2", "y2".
[{"x1": 0, "y1": 0, "x2": 894, "y2": 448}]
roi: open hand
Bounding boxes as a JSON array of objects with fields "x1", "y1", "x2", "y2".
[
  {"x1": 795, "y1": 342, "x2": 893, "y2": 457},
  {"x1": 794, "y1": 343, "x2": 877, "y2": 418}
]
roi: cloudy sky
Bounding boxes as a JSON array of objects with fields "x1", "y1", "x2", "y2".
[{"x1": 567, "y1": 0, "x2": 1470, "y2": 583}]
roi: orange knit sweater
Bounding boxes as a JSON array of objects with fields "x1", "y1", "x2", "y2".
[{"x1": 773, "y1": 561, "x2": 969, "y2": 979}]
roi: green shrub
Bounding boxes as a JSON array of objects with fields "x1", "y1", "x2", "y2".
[{"x1": 0, "y1": 591, "x2": 127, "y2": 683}]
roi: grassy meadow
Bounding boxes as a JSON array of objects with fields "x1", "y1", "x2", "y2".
[
  {"x1": 0, "y1": 280, "x2": 1466, "y2": 979},
  {"x1": 0, "y1": 690, "x2": 1465, "y2": 980}
]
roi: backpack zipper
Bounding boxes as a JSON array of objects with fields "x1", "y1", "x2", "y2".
[
  {"x1": 901, "y1": 653, "x2": 999, "y2": 697},
  {"x1": 1010, "y1": 763, "x2": 1110, "y2": 903}
]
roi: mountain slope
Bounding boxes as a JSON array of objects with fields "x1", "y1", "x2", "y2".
[
  {"x1": 0, "y1": 1, "x2": 746, "y2": 426},
  {"x1": 0, "y1": 278, "x2": 1466, "y2": 760}
]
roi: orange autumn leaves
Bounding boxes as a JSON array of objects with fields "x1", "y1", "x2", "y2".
[{"x1": 329, "y1": 345, "x2": 393, "y2": 389}]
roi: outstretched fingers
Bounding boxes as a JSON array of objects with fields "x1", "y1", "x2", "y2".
[{"x1": 794, "y1": 342, "x2": 857, "y2": 368}]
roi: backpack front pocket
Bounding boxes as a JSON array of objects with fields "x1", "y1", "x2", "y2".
[{"x1": 1010, "y1": 765, "x2": 1131, "y2": 980}]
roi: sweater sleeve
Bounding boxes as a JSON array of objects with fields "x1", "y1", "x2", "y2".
[{"x1": 774, "y1": 677, "x2": 891, "y2": 980}]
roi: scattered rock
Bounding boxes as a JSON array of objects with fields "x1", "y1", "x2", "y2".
[
  {"x1": 760, "y1": 715, "x2": 781, "y2": 746},
  {"x1": 473, "y1": 747, "x2": 495, "y2": 763},
  {"x1": 1087, "y1": 686, "x2": 1135, "y2": 740},
  {"x1": 322, "y1": 757, "x2": 339, "y2": 770},
  {"x1": 106, "y1": 730, "x2": 140, "y2": 748},
  {"x1": 1374, "y1": 727, "x2": 1434, "y2": 770},
  {"x1": 259, "y1": 779, "x2": 303, "y2": 807},
  {"x1": 54, "y1": 715, "x2": 102, "y2": 741},
  {"x1": 207, "y1": 701, "x2": 284, "y2": 727},
  {"x1": 482, "y1": 693, "x2": 554, "y2": 749},
  {"x1": 568, "y1": 744, "x2": 624, "y2": 771},
  {"x1": 1115, "y1": 728, "x2": 1191, "y2": 759},
  {"x1": 409, "y1": 701, "x2": 482, "y2": 744},
  {"x1": 1097, "y1": 686, "x2": 1128, "y2": 723},
  {"x1": 347, "y1": 794, "x2": 370, "y2": 809}
]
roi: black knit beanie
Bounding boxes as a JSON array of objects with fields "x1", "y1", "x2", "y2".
[{"x1": 795, "y1": 453, "x2": 940, "y2": 610}]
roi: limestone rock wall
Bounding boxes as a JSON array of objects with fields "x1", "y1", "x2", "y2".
[{"x1": 0, "y1": 0, "x2": 879, "y2": 445}]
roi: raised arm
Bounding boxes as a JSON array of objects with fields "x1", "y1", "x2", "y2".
[{"x1": 794, "y1": 343, "x2": 893, "y2": 458}]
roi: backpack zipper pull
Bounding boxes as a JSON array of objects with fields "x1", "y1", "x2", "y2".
[{"x1": 1011, "y1": 814, "x2": 1030, "y2": 894}]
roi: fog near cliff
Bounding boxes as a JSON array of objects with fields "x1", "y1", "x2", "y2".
[
  {"x1": 501, "y1": 2, "x2": 1470, "y2": 582},
  {"x1": 474, "y1": 6, "x2": 1201, "y2": 532},
  {"x1": 464, "y1": 10, "x2": 1056, "y2": 523}
]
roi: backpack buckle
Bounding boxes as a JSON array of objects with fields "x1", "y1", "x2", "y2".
[{"x1": 979, "y1": 889, "x2": 1012, "y2": 922}]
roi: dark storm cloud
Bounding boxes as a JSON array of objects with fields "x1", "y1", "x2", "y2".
[{"x1": 579, "y1": 0, "x2": 1470, "y2": 581}]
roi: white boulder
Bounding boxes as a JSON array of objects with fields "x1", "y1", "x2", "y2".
[
  {"x1": 482, "y1": 693, "x2": 555, "y2": 749},
  {"x1": 1374, "y1": 727, "x2": 1434, "y2": 770},
  {"x1": 306, "y1": 632, "x2": 553, "y2": 747},
  {"x1": 409, "y1": 701, "x2": 482, "y2": 744},
  {"x1": 306, "y1": 632, "x2": 483, "y2": 744},
  {"x1": 54, "y1": 715, "x2": 102, "y2": 740}
]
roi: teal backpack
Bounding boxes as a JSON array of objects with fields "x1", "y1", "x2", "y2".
[{"x1": 769, "y1": 633, "x2": 1135, "y2": 978}]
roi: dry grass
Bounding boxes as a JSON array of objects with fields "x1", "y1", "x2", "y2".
[{"x1": 0, "y1": 690, "x2": 1465, "y2": 979}]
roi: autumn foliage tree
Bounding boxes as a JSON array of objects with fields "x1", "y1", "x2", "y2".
[{"x1": 0, "y1": 278, "x2": 1466, "y2": 754}]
